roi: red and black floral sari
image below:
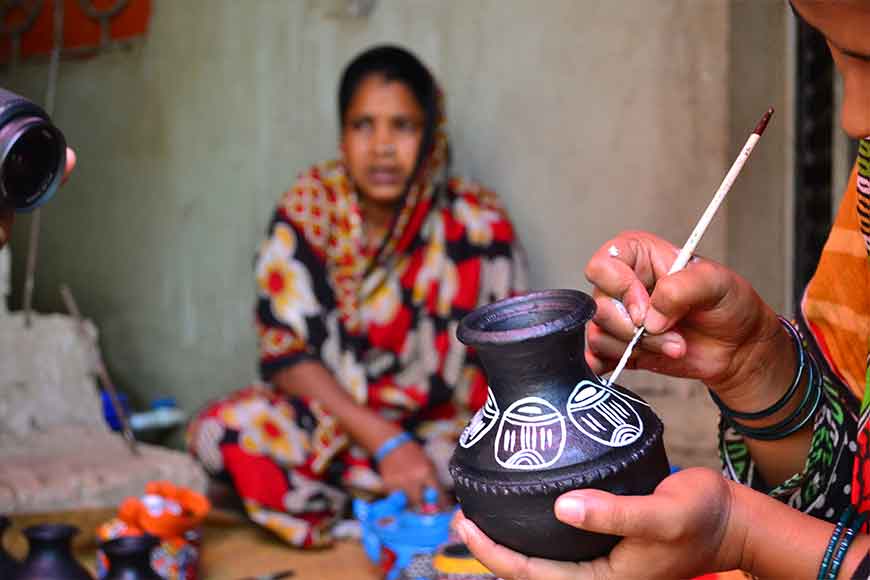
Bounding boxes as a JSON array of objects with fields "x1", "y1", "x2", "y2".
[{"x1": 187, "y1": 103, "x2": 527, "y2": 547}]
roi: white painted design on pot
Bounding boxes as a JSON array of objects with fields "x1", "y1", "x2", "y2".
[
  {"x1": 494, "y1": 396, "x2": 566, "y2": 470},
  {"x1": 460, "y1": 388, "x2": 500, "y2": 449},
  {"x1": 567, "y1": 380, "x2": 643, "y2": 447}
]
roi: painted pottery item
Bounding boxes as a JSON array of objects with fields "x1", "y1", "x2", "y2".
[
  {"x1": 0, "y1": 516, "x2": 21, "y2": 577},
  {"x1": 101, "y1": 534, "x2": 162, "y2": 580},
  {"x1": 449, "y1": 289, "x2": 670, "y2": 561},
  {"x1": 354, "y1": 487, "x2": 455, "y2": 580},
  {"x1": 14, "y1": 523, "x2": 93, "y2": 580}
]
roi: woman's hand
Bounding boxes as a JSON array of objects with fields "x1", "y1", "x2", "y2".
[
  {"x1": 0, "y1": 147, "x2": 76, "y2": 246},
  {"x1": 585, "y1": 230, "x2": 791, "y2": 402},
  {"x1": 377, "y1": 436, "x2": 444, "y2": 508},
  {"x1": 454, "y1": 468, "x2": 741, "y2": 580}
]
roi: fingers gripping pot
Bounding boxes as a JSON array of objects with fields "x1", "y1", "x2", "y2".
[
  {"x1": 449, "y1": 290, "x2": 670, "y2": 561},
  {"x1": 0, "y1": 88, "x2": 67, "y2": 212}
]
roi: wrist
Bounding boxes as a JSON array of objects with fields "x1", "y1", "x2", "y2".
[
  {"x1": 731, "y1": 481, "x2": 839, "y2": 578},
  {"x1": 373, "y1": 431, "x2": 414, "y2": 463},
  {"x1": 708, "y1": 312, "x2": 797, "y2": 415},
  {"x1": 716, "y1": 480, "x2": 750, "y2": 574}
]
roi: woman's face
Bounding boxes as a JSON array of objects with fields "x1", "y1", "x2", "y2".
[
  {"x1": 792, "y1": 0, "x2": 870, "y2": 139},
  {"x1": 341, "y1": 74, "x2": 425, "y2": 205}
]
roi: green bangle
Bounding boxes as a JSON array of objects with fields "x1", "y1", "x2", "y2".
[
  {"x1": 827, "y1": 512, "x2": 868, "y2": 579},
  {"x1": 732, "y1": 354, "x2": 823, "y2": 440},
  {"x1": 710, "y1": 316, "x2": 806, "y2": 420},
  {"x1": 727, "y1": 352, "x2": 823, "y2": 441},
  {"x1": 818, "y1": 506, "x2": 854, "y2": 580}
]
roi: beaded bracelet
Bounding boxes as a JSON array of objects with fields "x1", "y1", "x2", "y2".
[
  {"x1": 826, "y1": 512, "x2": 868, "y2": 579},
  {"x1": 818, "y1": 506, "x2": 853, "y2": 580},
  {"x1": 373, "y1": 431, "x2": 414, "y2": 463}
]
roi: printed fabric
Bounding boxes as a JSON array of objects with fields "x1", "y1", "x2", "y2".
[
  {"x1": 720, "y1": 140, "x2": 870, "y2": 561},
  {"x1": 188, "y1": 94, "x2": 527, "y2": 547}
]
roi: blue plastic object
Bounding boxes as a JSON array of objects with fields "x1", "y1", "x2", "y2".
[
  {"x1": 150, "y1": 396, "x2": 178, "y2": 410},
  {"x1": 100, "y1": 391, "x2": 130, "y2": 432},
  {"x1": 353, "y1": 488, "x2": 455, "y2": 580}
]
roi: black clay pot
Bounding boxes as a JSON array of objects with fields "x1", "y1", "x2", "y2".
[
  {"x1": 15, "y1": 523, "x2": 93, "y2": 580},
  {"x1": 0, "y1": 516, "x2": 21, "y2": 578},
  {"x1": 449, "y1": 289, "x2": 670, "y2": 561},
  {"x1": 101, "y1": 534, "x2": 162, "y2": 580}
]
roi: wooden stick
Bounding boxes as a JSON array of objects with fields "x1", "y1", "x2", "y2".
[
  {"x1": 607, "y1": 107, "x2": 774, "y2": 387},
  {"x1": 60, "y1": 284, "x2": 140, "y2": 456}
]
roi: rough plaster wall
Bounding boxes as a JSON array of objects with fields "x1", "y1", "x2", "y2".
[
  {"x1": 0, "y1": 424, "x2": 206, "y2": 513},
  {"x1": 2, "y1": 1, "x2": 734, "y2": 467},
  {"x1": 0, "y1": 247, "x2": 8, "y2": 314},
  {"x1": 0, "y1": 312, "x2": 104, "y2": 439}
]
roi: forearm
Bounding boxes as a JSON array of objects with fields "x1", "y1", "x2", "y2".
[
  {"x1": 272, "y1": 360, "x2": 402, "y2": 454},
  {"x1": 729, "y1": 480, "x2": 868, "y2": 579}
]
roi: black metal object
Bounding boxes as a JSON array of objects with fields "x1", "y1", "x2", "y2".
[{"x1": 793, "y1": 15, "x2": 834, "y2": 306}]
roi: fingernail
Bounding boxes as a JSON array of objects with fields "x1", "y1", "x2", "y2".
[
  {"x1": 456, "y1": 519, "x2": 470, "y2": 544},
  {"x1": 644, "y1": 308, "x2": 668, "y2": 333},
  {"x1": 611, "y1": 298, "x2": 631, "y2": 322},
  {"x1": 662, "y1": 340, "x2": 683, "y2": 358},
  {"x1": 555, "y1": 496, "x2": 586, "y2": 524},
  {"x1": 628, "y1": 304, "x2": 643, "y2": 326}
]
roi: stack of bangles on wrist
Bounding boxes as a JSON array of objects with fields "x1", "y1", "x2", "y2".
[
  {"x1": 373, "y1": 431, "x2": 414, "y2": 464},
  {"x1": 817, "y1": 505, "x2": 868, "y2": 579},
  {"x1": 709, "y1": 316, "x2": 824, "y2": 440}
]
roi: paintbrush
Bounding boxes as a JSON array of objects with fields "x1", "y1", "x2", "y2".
[{"x1": 607, "y1": 107, "x2": 774, "y2": 387}]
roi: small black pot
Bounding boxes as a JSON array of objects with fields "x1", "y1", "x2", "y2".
[
  {"x1": 449, "y1": 289, "x2": 670, "y2": 561},
  {"x1": 101, "y1": 534, "x2": 162, "y2": 580},
  {"x1": 14, "y1": 523, "x2": 94, "y2": 580},
  {"x1": 0, "y1": 516, "x2": 21, "y2": 578}
]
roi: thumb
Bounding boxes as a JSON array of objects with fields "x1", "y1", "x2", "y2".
[{"x1": 555, "y1": 489, "x2": 673, "y2": 541}]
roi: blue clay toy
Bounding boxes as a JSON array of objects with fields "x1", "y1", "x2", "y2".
[{"x1": 353, "y1": 487, "x2": 456, "y2": 580}]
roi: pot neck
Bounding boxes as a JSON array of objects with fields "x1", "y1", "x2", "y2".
[
  {"x1": 458, "y1": 290, "x2": 599, "y2": 398},
  {"x1": 475, "y1": 327, "x2": 594, "y2": 397},
  {"x1": 24, "y1": 525, "x2": 77, "y2": 554},
  {"x1": 102, "y1": 536, "x2": 158, "y2": 572}
]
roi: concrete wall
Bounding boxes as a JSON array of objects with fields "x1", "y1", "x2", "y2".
[
  {"x1": 727, "y1": 0, "x2": 792, "y2": 315},
  {"x1": 0, "y1": 0, "x2": 790, "y2": 467}
]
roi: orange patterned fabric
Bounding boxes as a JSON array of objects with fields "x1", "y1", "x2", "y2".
[{"x1": 802, "y1": 142, "x2": 870, "y2": 398}]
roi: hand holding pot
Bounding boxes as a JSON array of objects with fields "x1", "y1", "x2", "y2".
[
  {"x1": 454, "y1": 468, "x2": 738, "y2": 580},
  {"x1": 584, "y1": 230, "x2": 793, "y2": 404}
]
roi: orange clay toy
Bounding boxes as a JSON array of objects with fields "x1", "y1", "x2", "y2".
[{"x1": 117, "y1": 481, "x2": 210, "y2": 540}]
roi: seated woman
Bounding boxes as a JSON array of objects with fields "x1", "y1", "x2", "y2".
[{"x1": 187, "y1": 45, "x2": 527, "y2": 548}]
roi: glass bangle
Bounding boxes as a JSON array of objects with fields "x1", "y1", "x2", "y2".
[
  {"x1": 710, "y1": 316, "x2": 807, "y2": 421},
  {"x1": 827, "y1": 512, "x2": 868, "y2": 580},
  {"x1": 373, "y1": 431, "x2": 414, "y2": 463},
  {"x1": 818, "y1": 506, "x2": 854, "y2": 580},
  {"x1": 728, "y1": 353, "x2": 823, "y2": 441}
]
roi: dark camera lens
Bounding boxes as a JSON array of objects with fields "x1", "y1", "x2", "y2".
[
  {"x1": 2, "y1": 120, "x2": 63, "y2": 207},
  {"x1": 0, "y1": 89, "x2": 66, "y2": 212}
]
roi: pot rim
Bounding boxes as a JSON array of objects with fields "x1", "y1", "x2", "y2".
[
  {"x1": 457, "y1": 289, "x2": 594, "y2": 346},
  {"x1": 101, "y1": 533, "x2": 160, "y2": 557},
  {"x1": 23, "y1": 523, "x2": 79, "y2": 542}
]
